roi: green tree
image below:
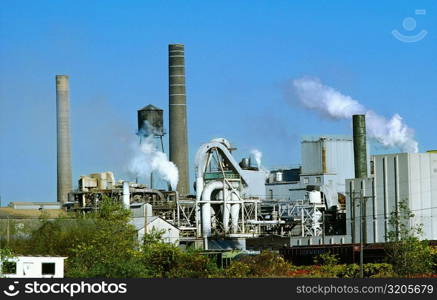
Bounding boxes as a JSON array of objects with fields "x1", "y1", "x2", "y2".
[
  {"x1": 141, "y1": 231, "x2": 219, "y2": 278},
  {"x1": 223, "y1": 251, "x2": 292, "y2": 278},
  {"x1": 0, "y1": 248, "x2": 15, "y2": 277},
  {"x1": 65, "y1": 197, "x2": 146, "y2": 278},
  {"x1": 385, "y1": 200, "x2": 432, "y2": 276}
]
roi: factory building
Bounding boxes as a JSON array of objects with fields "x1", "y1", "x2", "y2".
[
  {"x1": 130, "y1": 203, "x2": 180, "y2": 245},
  {"x1": 3, "y1": 44, "x2": 437, "y2": 262},
  {"x1": 265, "y1": 167, "x2": 303, "y2": 201},
  {"x1": 346, "y1": 152, "x2": 437, "y2": 243},
  {"x1": 266, "y1": 135, "x2": 355, "y2": 210}
]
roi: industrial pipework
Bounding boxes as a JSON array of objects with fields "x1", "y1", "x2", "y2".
[
  {"x1": 352, "y1": 115, "x2": 368, "y2": 178},
  {"x1": 169, "y1": 44, "x2": 189, "y2": 195},
  {"x1": 56, "y1": 75, "x2": 72, "y2": 203}
]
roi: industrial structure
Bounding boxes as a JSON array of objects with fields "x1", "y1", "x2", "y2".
[
  {"x1": 137, "y1": 104, "x2": 166, "y2": 188},
  {"x1": 2, "y1": 45, "x2": 436, "y2": 264},
  {"x1": 194, "y1": 138, "x2": 266, "y2": 249},
  {"x1": 56, "y1": 75, "x2": 72, "y2": 204},
  {"x1": 168, "y1": 44, "x2": 189, "y2": 195},
  {"x1": 352, "y1": 114, "x2": 368, "y2": 179},
  {"x1": 346, "y1": 152, "x2": 437, "y2": 243}
]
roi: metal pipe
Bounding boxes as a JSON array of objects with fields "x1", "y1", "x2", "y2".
[
  {"x1": 56, "y1": 75, "x2": 72, "y2": 204},
  {"x1": 169, "y1": 44, "x2": 189, "y2": 195},
  {"x1": 246, "y1": 220, "x2": 285, "y2": 225},
  {"x1": 122, "y1": 181, "x2": 130, "y2": 209},
  {"x1": 230, "y1": 192, "x2": 240, "y2": 233},
  {"x1": 353, "y1": 114, "x2": 368, "y2": 178},
  {"x1": 222, "y1": 190, "x2": 231, "y2": 233},
  {"x1": 201, "y1": 181, "x2": 224, "y2": 238}
]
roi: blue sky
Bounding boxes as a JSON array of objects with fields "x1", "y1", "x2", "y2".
[{"x1": 1, "y1": 0, "x2": 436, "y2": 204}]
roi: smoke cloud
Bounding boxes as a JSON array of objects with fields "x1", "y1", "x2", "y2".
[
  {"x1": 128, "y1": 122, "x2": 179, "y2": 190},
  {"x1": 250, "y1": 149, "x2": 270, "y2": 178},
  {"x1": 250, "y1": 149, "x2": 263, "y2": 168},
  {"x1": 292, "y1": 77, "x2": 418, "y2": 153}
]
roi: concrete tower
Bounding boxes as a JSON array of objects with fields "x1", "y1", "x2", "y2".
[
  {"x1": 352, "y1": 114, "x2": 368, "y2": 178},
  {"x1": 168, "y1": 44, "x2": 189, "y2": 195},
  {"x1": 56, "y1": 75, "x2": 72, "y2": 203}
]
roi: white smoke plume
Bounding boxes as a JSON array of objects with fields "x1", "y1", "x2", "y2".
[
  {"x1": 128, "y1": 122, "x2": 179, "y2": 190},
  {"x1": 250, "y1": 149, "x2": 270, "y2": 178},
  {"x1": 250, "y1": 149, "x2": 263, "y2": 168},
  {"x1": 292, "y1": 77, "x2": 418, "y2": 153}
]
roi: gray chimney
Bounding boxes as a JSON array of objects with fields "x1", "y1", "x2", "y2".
[
  {"x1": 56, "y1": 75, "x2": 72, "y2": 203},
  {"x1": 352, "y1": 114, "x2": 368, "y2": 178},
  {"x1": 168, "y1": 44, "x2": 189, "y2": 195}
]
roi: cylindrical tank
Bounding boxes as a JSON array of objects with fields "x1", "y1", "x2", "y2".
[
  {"x1": 275, "y1": 171, "x2": 283, "y2": 182},
  {"x1": 137, "y1": 104, "x2": 164, "y2": 136},
  {"x1": 239, "y1": 158, "x2": 250, "y2": 169},
  {"x1": 352, "y1": 115, "x2": 368, "y2": 178}
]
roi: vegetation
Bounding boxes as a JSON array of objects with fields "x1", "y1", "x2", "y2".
[
  {"x1": 223, "y1": 251, "x2": 292, "y2": 278},
  {"x1": 141, "y1": 233, "x2": 219, "y2": 278},
  {"x1": 0, "y1": 247, "x2": 16, "y2": 277},
  {"x1": 384, "y1": 200, "x2": 433, "y2": 276},
  {"x1": 65, "y1": 200, "x2": 145, "y2": 277},
  {"x1": 1, "y1": 197, "x2": 436, "y2": 278}
]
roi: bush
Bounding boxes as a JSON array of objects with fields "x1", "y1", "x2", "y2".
[
  {"x1": 335, "y1": 263, "x2": 394, "y2": 278},
  {"x1": 223, "y1": 251, "x2": 292, "y2": 278},
  {"x1": 313, "y1": 252, "x2": 340, "y2": 277},
  {"x1": 385, "y1": 200, "x2": 433, "y2": 276},
  {"x1": 314, "y1": 252, "x2": 339, "y2": 265},
  {"x1": 141, "y1": 233, "x2": 219, "y2": 278},
  {"x1": 430, "y1": 246, "x2": 437, "y2": 273},
  {"x1": 65, "y1": 199, "x2": 146, "y2": 278}
]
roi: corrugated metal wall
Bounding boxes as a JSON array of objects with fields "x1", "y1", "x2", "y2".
[
  {"x1": 301, "y1": 136, "x2": 354, "y2": 194},
  {"x1": 346, "y1": 153, "x2": 437, "y2": 243}
]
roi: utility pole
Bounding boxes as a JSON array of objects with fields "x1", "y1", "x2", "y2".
[
  {"x1": 6, "y1": 216, "x2": 10, "y2": 246},
  {"x1": 359, "y1": 190, "x2": 364, "y2": 278},
  {"x1": 322, "y1": 210, "x2": 325, "y2": 244},
  {"x1": 358, "y1": 190, "x2": 370, "y2": 279}
]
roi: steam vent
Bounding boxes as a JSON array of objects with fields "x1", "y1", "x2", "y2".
[
  {"x1": 169, "y1": 44, "x2": 189, "y2": 195},
  {"x1": 56, "y1": 75, "x2": 72, "y2": 203}
]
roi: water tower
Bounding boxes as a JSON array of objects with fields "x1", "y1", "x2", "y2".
[{"x1": 137, "y1": 104, "x2": 166, "y2": 188}]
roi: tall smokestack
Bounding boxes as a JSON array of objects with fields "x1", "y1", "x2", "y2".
[
  {"x1": 352, "y1": 114, "x2": 368, "y2": 178},
  {"x1": 56, "y1": 75, "x2": 72, "y2": 203},
  {"x1": 169, "y1": 44, "x2": 189, "y2": 195}
]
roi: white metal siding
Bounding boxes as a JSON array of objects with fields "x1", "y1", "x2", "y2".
[
  {"x1": 301, "y1": 140, "x2": 322, "y2": 174},
  {"x1": 301, "y1": 137, "x2": 354, "y2": 194},
  {"x1": 346, "y1": 153, "x2": 437, "y2": 243}
]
